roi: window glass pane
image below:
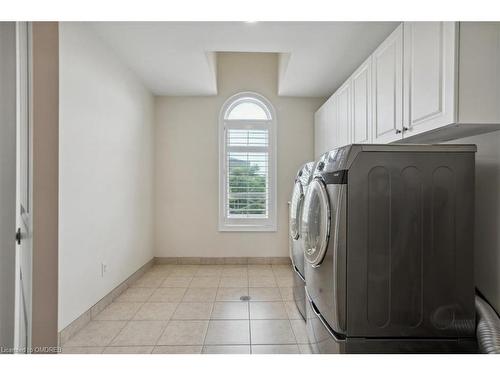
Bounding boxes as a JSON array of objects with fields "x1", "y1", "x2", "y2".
[
  {"x1": 228, "y1": 128, "x2": 269, "y2": 147},
  {"x1": 226, "y1": 101, "x2": 269, "y2": 120},
  {"x1": 227, "y1": 152, "x2": 268, "y2": 218}
]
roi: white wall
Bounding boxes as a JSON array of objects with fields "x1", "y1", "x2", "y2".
[
  {"x1": 58, "y1": 23, "x2": 154, "y2": 330},
  {"x1": 448, "y1": 130, "x2": 500, "y2": 313},
  {"x1": 154, "y1": 52, "x2": 324, "y2": 258}
]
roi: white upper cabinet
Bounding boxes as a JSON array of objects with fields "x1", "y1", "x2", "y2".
[
  {"x1": 324, "y1": 94, "x2": 338, "y2": 152},
  {"x1": 351, "y1": 56, "x2": 372, "y2": 144},
  {"x1": 371, "y1": 24, "x2": 403, "y2": 143},
  {"x1": 314, "y1": 105, "x2": 326, "y2": 159},
  {"x1": 313, "y1": 22, "x2": 500, "y2": 153},
  {"x1": 336, "y1": 80, "x2": 351, "y2": 147},
  {"x1": 403, "y1": 22, "x2": 457, "y2": 138},
  {"x1": 314, "y1": 95, "x2": 338, "y2": 158},
  {"x1": 402, "y1": 22, "x2": 500, "y2": 142}
]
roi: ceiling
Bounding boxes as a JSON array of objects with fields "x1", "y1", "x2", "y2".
[{"x1": 88, "y1": 22, "x2": 399, "y2": 97}]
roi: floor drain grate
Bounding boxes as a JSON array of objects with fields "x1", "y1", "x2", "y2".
[{"x1": 240, "y1": 295, "x2": 251, "y2": 301}]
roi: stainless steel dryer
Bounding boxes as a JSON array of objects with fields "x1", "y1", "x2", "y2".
[
  {"x1": 289, "y1": 162, "x2": 315, "y2": 320},
  {"x1": 302, "y1": 144, "x2": 477, "y2": 353}
]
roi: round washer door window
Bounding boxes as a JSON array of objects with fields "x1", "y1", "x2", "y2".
[
  {"x1": 289, "y1": 181, "x2": 303, "y2": 240},
  {"x1": 301, "y1": 178, "x2": 330, "y2": 266}
]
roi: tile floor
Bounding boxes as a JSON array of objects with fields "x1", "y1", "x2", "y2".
[{"x1": 61, "y1": 264, "x2": 312, "y2": 354}]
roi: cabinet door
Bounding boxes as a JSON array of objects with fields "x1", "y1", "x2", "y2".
[
  {"x1": 324, "y1": 95, "x2": 337, "y2": 152},
  {"x1": 314, "y1": 106, "x2": 325, "y2": 159},
  {"x1": 372, "y1": 24, "x2": 403, "y2": 143},
  {"x1": 403, "y1": 22, "x2": 457, "y2": 138},
  {"x1": 336, "y1": 81, "x2": 351, "y2": 147},
  {"x1": 351, "y1": 57, "x2": 372, "y2": 144}
]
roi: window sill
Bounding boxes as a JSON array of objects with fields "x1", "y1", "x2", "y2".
[{"x1": 218, "y1": 224, "x2": 277, "y2": 232}]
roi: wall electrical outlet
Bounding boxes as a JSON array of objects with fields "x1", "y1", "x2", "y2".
[{"x1": 101, "y1": 262, "x2": 108, "y2": 277}]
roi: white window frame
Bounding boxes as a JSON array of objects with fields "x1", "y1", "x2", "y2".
[{"x1": 218, "y1": 92, "x2": 277, "y2": 232}]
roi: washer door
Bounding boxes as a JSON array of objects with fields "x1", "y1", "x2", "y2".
[
  {"x1": 302, "y1": 178, "x2": 330, "y2": 267},
  {"x1": 289, "y1": 181, "x2": 303, "y2": 240}
]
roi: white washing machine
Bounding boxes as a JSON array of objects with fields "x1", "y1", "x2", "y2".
[{"x1": 289, "y1": 162, "x2": 315, "y2": 320}]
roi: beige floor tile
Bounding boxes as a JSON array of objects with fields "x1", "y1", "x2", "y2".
[
  {"x1": 249, "y1": 302, "x2": 288, "y2": 319},
  {"x1": 171, "y1": 302, "x2": 213, "y2": 320},
  {"x1": 157, "y1": 320, "x2": 209, "y2": 346},
  {"x1": 202, "y1": 345, "x2": 250, "y2": 354},
  {"x1": 132, "y1": 273, "x2": 166, "y2": 288},
  {"x1": 115, "y1": 287, "x2": 155, "y2": 302},
  {"x1": 169, "y1": 269, "x2": 198, "y2": 277},
  {"x1": 147, "y1": 268, "x2": 172, "y2": 278},
  {"x1": 284, "y1": 301, "x2": 304, "y2": 320},
  {"x1": 182, "y1": 287, "x2": 217, "y2": 302},
  {"x1": 149, "y1": 287, "x2": 186, "y2": 302},
  {"x1": 161, "y1": 276, "x2": 193, "y2": 287},
  {"x1": 133, "y1": 302, "x2": 178, "y2": 321},
  {"x1": 93, "y1": 302, "x2": 142, "y2": 321},
  {"x1": 204, "y1": 320, "x2": 250, "y2": 345},
  {"x1": 279, "y1": 287, "x2": 294, "y2": 301},
  {"x1": 189, "y1": 276, "x2": 221, "y2": 288},
  {"x1": 249, "y1": 287, "x2": 282, "y2": 301},
  {"x1": 110, "y1": 321, "x2": 166, "y2": 346},
  {"x1": 195, "y1": 266, "x2": 223, "y2": 277},
  {"x1": 64, "y1": 321, "x2": 126, "y2": 347},
  {"x1": 216, "y1": 287, "x2": 249, "y2": 302},
  {"x1": 249, "y1": 276, "x2": 277, "y2": 287},
  {"x1": 248, "y1": 270, "x2": 274, "y2": 278},
  {"x1": 60, "y1": 346, "x2": 104, "y2": 354},
  {"x1": 250, "y1": 320, "x2": 296, "y2": 345},
  {"x1": 103, "y1": 346, "x2": 153, "y2": 354},
  {"x1": 272, "y1": 265, "x2": 293, "y2": 275},
  {"x1": 298, "y1": 344, "x2": 313, "y2": 354},
  {"x1": 60, "y1": 266, "x2": 314, "y2": 355},
  {"x1": 274, "y1": 273, "x2": 294, "y2": 280},
  {"x1": 222, "y1": 267, "x2": 248, "y2": 277},
  {"x1": 152, "y1": 345, "x2": 202, "y2": 354},
  {"x1": 219, "y1": 277, "x2": 248, "y2": 287},
  {"x1": 211, "y1": 302, "x2": 249, "y2": 320},
  {"x1": 275, "y1": 276, "x2": 294, "y2": 287},
  {"x1": 290, "y1": 319, "x2": 309, "y2": 344},
  {"x1": 251, "y1": 344, "x2": 300, "y2": 354},
  {"x1": 248, "y1": 265, "x2": 272, "y2": 271},
  {"x1": 223, "y1": 265, "x2": 248, "y2": 269}
]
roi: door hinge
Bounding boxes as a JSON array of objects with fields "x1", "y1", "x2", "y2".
[{"x1": 16, "y1": 228, "x2": 22, "y2": 245}]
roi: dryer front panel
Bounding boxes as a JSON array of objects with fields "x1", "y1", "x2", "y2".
[
  {"x1": 302, "y1": 178, "x2": 330, "y2": 267},
  {"x1": 303, "y1": 176, "x2": 347, "y2": 335},
  {"x1": 289, "y1": 180, "x2": 303, "y2": 241}
]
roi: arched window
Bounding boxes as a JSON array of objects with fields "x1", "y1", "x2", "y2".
[{"x1": 219, "y1": 92, "x2": 277, "y2": 231}]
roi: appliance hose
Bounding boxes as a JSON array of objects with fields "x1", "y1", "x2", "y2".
[{"x1": 476, "y1": 295, "x2": 500, "y2": 354}]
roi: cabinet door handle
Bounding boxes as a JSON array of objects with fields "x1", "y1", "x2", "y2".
[
  {"x1": 403, "y1": 127, "x2": 409, "y2": 132},
  {"x1": 395, "y1": 129, "x2": 402, "y2": 134}
]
